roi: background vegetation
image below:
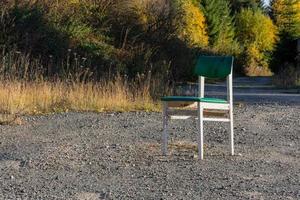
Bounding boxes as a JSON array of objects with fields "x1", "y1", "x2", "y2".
[{"x1": 0, "y1": 0, "x2": 299, "y2": 114}]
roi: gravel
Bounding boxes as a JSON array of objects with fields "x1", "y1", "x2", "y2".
[{"x1": 0, "y1": 103, "x2": 299, "y2": 199}]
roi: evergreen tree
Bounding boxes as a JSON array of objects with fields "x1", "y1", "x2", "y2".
[
  {"x1": 200, "y1": 0, "x2": 238, "y2": 54},
  {"x1": 230, "y1": 0, "x2": 264, "y2": 13}
]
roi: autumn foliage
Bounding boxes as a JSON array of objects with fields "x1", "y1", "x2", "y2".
[
  {"x1": 0, "y1": 0, "x2": 299, "y2": 79},
  {"x1": 236, "y1": 9, "x2": 278, "y2": 76},
  {"x1": 174, "y1": 0, "x2": 209, "y2": 48}
]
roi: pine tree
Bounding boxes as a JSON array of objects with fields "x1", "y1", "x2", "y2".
[
  {"x1": 200, "y1": 0, "x2": 238, "y2": 54},
  {"x1": 230, "y1": 0, "x2": 264, "y2": 13}
]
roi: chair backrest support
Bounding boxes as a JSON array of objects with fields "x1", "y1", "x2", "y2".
[
  {"x1": 194, "y1": 56, "x2": 233, "y2": 78},
  {"x1": 196, "y1": 56, "x2": 234, "y2": 102}
]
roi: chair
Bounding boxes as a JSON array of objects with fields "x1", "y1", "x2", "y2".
[{"x1": 161, "y1": 56, "x2": 234, "y2": 160}]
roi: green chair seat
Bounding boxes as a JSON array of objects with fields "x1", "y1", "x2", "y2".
[
  {"x1": 200, "y1": 97, "x2": 227, "y2": 104},
  {"x1": 161, "y1": 96, "x2": 227, "y2": 104}
]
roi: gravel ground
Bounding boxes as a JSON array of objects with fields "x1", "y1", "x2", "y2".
[{"x1": 0, "y1": 103, "x2": 299, "y2": 199}]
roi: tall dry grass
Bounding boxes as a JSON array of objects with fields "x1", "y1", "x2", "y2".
[
  {"x1": 0, "y1": 49, "x2": 165, "y2": 115},
  {"x1": 0, "y1": 78, "x2": 159, "y2": 115}
]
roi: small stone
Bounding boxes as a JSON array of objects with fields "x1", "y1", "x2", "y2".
[{"x1": 10, "y1": 175, "x2": 14, "y2": 179}]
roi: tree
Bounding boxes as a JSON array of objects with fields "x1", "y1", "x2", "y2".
[
  {"x1": 269, "y1": 0, "x2": 300, "y2": 72},
  {"x1": 236, "y1": 9, "x2": 278, "y2": 76},
  {"x1": 230, "y1": 0, "x2": 264, "y2": 13},
  {"x1": 200, "y1": 0, "x2": 239, "y2": 54},
  {"x1": 270, "y1": 0, "x2": 300, "y2": 38},
  {"x1": 174, "y1": 0, "x2": 209, "y2": 48}
]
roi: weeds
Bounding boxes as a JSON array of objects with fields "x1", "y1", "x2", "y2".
[
  {"x1": 0, "y1": 48, "x2": 168, "y2": 115},
  {"x1": 0, "y1": 78, "x2": 160, "y2": 115}
]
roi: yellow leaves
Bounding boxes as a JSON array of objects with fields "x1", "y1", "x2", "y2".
[
  {"x1": 236, "y1": 9, "x2": 278, "y2": 76},
  {"x1": 272, "y1": 0, "x2": 286, "y2": 28},
  {"x1": 257, "y1": 16, "x2": 278, "y2": 51},
  {"x1": 271, "y1": 0, "x2": 300, "y2": 35},
  {"x1": 69, "y1": 0, "x2": 80, "y2": 4},
  {"x1": 244, "y1": 44, "x2": 273, "y2": 76},
  {"x1": 294, "y1": 1, "x2": 300, "y2": 21},
  {"x1": 237, "y1": 9, "x2": 278, "y2": 51},
  {"x1": 116, "y1": 0, "x2": 168, "y2": 28},
  {"x1": 175, "y1": 0, "x2": 209, "y2": 48}
]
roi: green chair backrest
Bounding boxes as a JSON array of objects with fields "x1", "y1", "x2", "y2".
[{"x1": 194, "y1": 56, "x2": 233, "y2": 78}]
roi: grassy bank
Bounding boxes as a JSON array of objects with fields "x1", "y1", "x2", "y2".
[
  {"x1": 0, "y1": 79, "x2": 160, "y2": 115},
  {"x1": 0, "y1": 48, "x2": 164, "y2": 115}
]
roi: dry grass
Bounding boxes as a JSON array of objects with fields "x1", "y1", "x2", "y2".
[
  {"x1": 0, "y1": 42, "x2": 165, "y2": 116},
  {"x1": 0, "y1": 78, "x2": 160, "y2": 115},
  {"x1": 0, "y1": 113, "x2": 23, "y2": 125},
  {"x1": 0, "y1": 49, "x2": 164, "y2": 116}
]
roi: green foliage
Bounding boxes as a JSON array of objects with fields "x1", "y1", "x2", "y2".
[
  {"x1": 236, "y1": 9, "x2": 278, "y2": 76},
  {"x1": 230, "y1": 0, "x2": 264, "y2": 13},
  {"x1": 200, "y1": 0, "x2": 240, "y2": 54}
]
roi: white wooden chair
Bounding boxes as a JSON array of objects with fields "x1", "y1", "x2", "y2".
[{"x1": 161, "y1": 56, "x2": 234, "y2": 160}]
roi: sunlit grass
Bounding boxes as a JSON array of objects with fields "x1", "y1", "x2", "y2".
[
  {"x1": 0, "y1": 78, "x2": 160, "y2": 115},
  {"x1": 0, "y1": 48, "x2": 164, "y2": 115}
]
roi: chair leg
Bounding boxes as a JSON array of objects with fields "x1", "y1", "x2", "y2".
[
  {"x1": 162, "y1": 102, "x2": 168, "y2": 156},
  {"x1": 229, "y1": 108, "x2": 234, "y2": 156},
  {"x1": 197, "y1": 102, "x2": 204, "y2": 160}
]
